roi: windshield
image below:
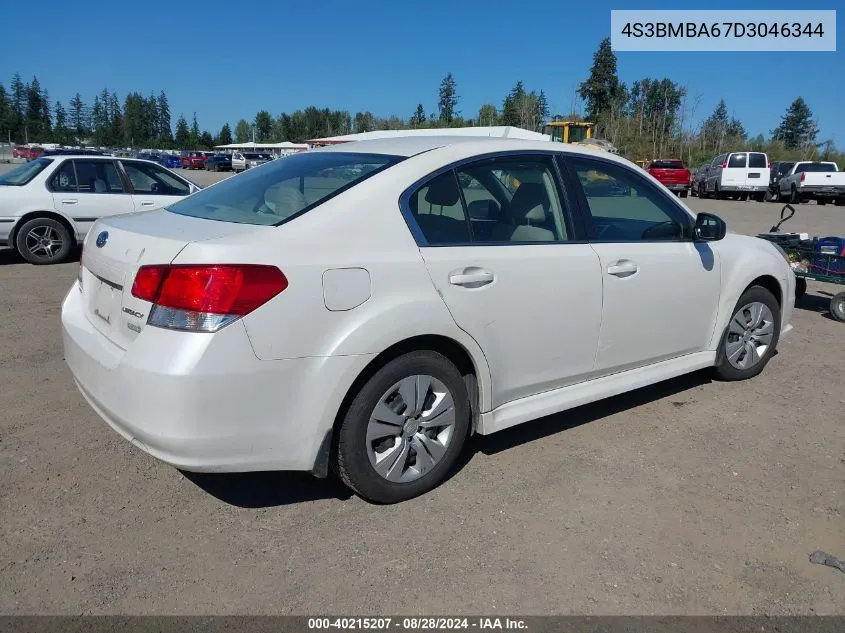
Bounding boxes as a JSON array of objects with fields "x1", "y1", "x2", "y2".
[
  {"x1": 795, "y1": 162, "x2": 838, "y2": 173},
  {"x1": 0, "y1": 158, "x2": 53, "y2": 186},
  {"x1": 167, "y1": 151, "x2": 403, "y2": 226}
]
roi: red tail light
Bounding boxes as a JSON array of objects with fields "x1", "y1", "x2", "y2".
[
  {"x1": 767, "y1": 160, "x2": 771, "y2": 168},
  {"x1": 132, "y1": 264, "x2": 288, "y2": 332},
  {"x1": 800, "y1": 172, "x2": 806, "y2": 183},
  {"x1": 721, "y1": 160, "x2": 728, "y2": 168}
]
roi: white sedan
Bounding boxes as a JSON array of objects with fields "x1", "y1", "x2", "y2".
[
  {"x1": 61, "y1": 137, "x2": 795, "y2": 503},
  {"x1": 0, "y1": 155, "x2": 200, "y2": 264}
]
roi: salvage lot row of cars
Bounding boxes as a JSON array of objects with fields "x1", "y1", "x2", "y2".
[
  {"x1": 5, "y1": 135, "x2": 791, "y2": 504},
  {"x1": 643, "y1": 152, "x2": 845, "y2": 206}
]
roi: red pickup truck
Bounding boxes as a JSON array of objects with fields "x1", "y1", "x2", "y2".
[
  {"x1": 180, "y1": 150, "x2": 210, "y2": 170},
  {"x1": 645, "y1": 159, "x2": 691, "y2": 198}
]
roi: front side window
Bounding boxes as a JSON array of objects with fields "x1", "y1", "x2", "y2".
[
  {"x1": 407, "y1": 154, "x2": 571, "y2": 245},
  {"x1": 167, "y1": 151, "x2": 402, "y2": 226},
  {"x1": 122, "y1": 161, "x2": 190, "y2": 196},
  {"x1": 0, "y1": 157, "x2": 53, "y2": 186},
  {"x1": 567, "y1": 157, "x2": 692, "y2": 242}
]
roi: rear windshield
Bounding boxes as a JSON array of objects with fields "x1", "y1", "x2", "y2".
[
  {"x1": 0, "y1": 157, "x2": 53, "y2": 185},
  {"x1": 748, "y1": 153, "x2": 767, "y2": 168},
  {"x1": 167, "y1": 151, "x2": 403, "y2": 226},
  {"x1": 727, "y1": 154, "x2": 747, "y2": 168},
  {"x1": 794, "y1": 162, "x2": 838, "y2": 173},
  {"x1": 649, "y1": 160, "x2": 685, "y2": 169}
]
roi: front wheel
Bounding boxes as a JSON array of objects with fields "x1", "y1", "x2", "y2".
[
  {"x1": 680, "y1": 189, "x2": 689, "y2": 198},
  {"x1": 831, "y1": 293, "x2": 845, "y2": 322},
  {"x1": 713, "y1": 286, "x2": 781, "y2": 381},
  {"x1": 15, "y1": 217, "x2": 73, "y2": 265},
  {"x1": 795, "y1": 278, "x2": 807, "y2": 301},
  {"x1": 334, "y1": 351, "x2": 471, "y2": 504}
]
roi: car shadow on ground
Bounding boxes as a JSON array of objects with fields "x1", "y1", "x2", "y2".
[
  {"x1": 0, "y1": 247, "x2": 81, "y2": 266},
  {"x1": 186, "y1": 371, "x2": 712, "y2": 508}
]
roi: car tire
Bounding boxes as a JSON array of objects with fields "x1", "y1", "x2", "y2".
[
  {"x1": 790, "y1": 187, "x2": 800, "y2": 204},
  {"x1": 715, "y1": 184, "x2": 724, "y2": 200},
  {"x1": 680, "y1": 190, "x2": 689, "y2": 198},
  {"x1": 713, "y1": 286, "x2": 781, "y2": 382},
  {"x1": 334, "y1": 350, "x2": 472, "y2": 504},
  {"x1": 835, "y1": 198, "x2": 845, "y2": 207},
  {"x1": 795, "y1": 278, "x2": 807, "y2": 301},
  {"x1": 817, "y1": 199, "x2": 827, "y2": 206},
  {"x1": 15, "y1": 217, "x2": 73, "y2": 265},
  {"x1": 830, "y1": 293, "x2": 845, "y2": 323}
]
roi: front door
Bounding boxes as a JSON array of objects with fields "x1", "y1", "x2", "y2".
[
  {"x1": 406, "y1": 153, "x2": 604, "y2": 409},
  {"x1": 49, "y1": 159, "x2": 136, "y2": 240},
  {"x1": 564, "y1": 155, "x2": 722, "y2": 376}
]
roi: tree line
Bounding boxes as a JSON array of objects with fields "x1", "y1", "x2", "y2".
[
  {"x1": 578, "y1": 38, "x2": 840, "y2": 166},
  {"x1": 0, "y1": 61, "x2": 840, "y2": 166}
]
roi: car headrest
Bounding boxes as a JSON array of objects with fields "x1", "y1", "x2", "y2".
[
  {"x1": 93, "y1": 179, "x2": 107, "y2": 193},
  {"x1": 509, "y1": 182, "x2": 549, "y2": 224},
  {"x1": 424, "y1": 176, "x2": 460, "y2": 207},
  {"x1": 267, "y1": 185, "x2": 308, "y2": 218}
]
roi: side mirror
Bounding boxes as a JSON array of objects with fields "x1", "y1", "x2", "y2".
[{"x1": 694, "y1": 212, "x2": 726, "y2": 241}]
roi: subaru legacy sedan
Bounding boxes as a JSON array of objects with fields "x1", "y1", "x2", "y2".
[{"x1": 61, "y1": 137, "x2": 795, "y2": 503}]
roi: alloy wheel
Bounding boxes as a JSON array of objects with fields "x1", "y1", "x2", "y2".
[{"x1": 25, "y1": 225, "x2": 64, "y2": 260}]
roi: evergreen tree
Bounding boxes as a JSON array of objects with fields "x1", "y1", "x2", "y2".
[
  {"x1": 108, "y1": 92, "x2": 123, "y2": 148},
  {"x1": 53, "y1": 100, "x2": 69, "y2": 145},
  {"x1": 411, "y1": 103, "x2": 426, "y2": 127},
  {"x1": 254, "y1": 110, "x2": 273, "y2": 141},
  {"x1": 157, "y1": 91, "x2": 172, "y2": 145},
  {"x1": 477, "y1": 103, "x2": 498, "y2": 127},
  {"x1": 174, "y1": 114, "x2": 190, "y2": 148},
  {"x1": 0, "y1": 83, "x2": 13, "y2": 141},
  {"x1": 69, "y1": 93, "x2": 87, "y2": 141},
  {"x1": 10, "y1": 73, "x2": 26, "y2": 140},
  {"x1": 578, "y1": 38, "x2": 622, "y2": 122},
  {"x1": 199, "y1": 131, "x2": 214, "y2": 149},
  {"x1": 772, "y1": 97, "x2": 816, "y2": 149},
  {"x1": 217, "y1": 122, "x2": 233, "y2": 145},
  {"x1": 501, "y1": 81, "x2": 526, "y2": 127},
  {"x1": 437, "y1": 72, "x2": 458, "y2": 125},
  {"x1": 189, "y1": 112, "x2": 200, "y2": 148}
]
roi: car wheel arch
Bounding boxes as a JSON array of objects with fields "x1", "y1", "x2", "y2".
[{"x1": 9, "y1": 210, "x2": 78, "y2": 248}]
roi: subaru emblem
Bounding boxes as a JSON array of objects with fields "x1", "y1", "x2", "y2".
[{"x1": 96, "y1": 231, "x2": 109, "y2": 248}]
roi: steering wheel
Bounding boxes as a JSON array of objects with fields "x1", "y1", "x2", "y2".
[{"x1": 641, "y1": 220, "x2": 680, "y2": 240}]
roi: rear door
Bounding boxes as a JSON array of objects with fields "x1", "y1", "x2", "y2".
[
  {"x1": 49, "y1": 159, "x2": 135, "y2": 240},
  {"x1": 745, "y1": 152, "x2": 768, "y2": 187},
  {"x1": 120, "y1": 160, "x2": 192, "y2": 211},
  {"x1": 721, "y1": 152, "x2": 748, "y2": 189},
  {"x1": 406, "y1": 153, "x2": 603, "y2": 408}
]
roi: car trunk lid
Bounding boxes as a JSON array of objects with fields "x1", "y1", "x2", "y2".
[
  {"x1": 79, "y1": 209, "x2": 267, "y2": 350},
  {"x1": 649, "y1": 168, "x2": 690, "y2": 185}
]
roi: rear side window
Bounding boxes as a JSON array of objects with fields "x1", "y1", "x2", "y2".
[
  {"x1": 167, "y1": 151, "x2": 402, "y2": 226},
  {"x1": 0, "y1": 157, "x2": 53, "y2": 186},
  {"x1": 749, "y1": 153, "x2": 767, "y2": 168},
  {"x1": 794, "y1": 162, "x2": 838, "y2": 173},
  {"x1": 727, "y1": 154, "x2": 747, "y2": 168}
]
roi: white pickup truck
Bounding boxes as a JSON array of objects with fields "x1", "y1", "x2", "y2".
[{"x1": 777, "y1": 161, "x2": 845, "y2": 206}]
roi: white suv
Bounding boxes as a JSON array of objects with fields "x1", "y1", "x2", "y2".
[{"x1": 701, "y1": 151, "x2": 770, "y2": 201}]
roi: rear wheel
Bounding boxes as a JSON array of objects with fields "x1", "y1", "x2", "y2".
[
  {"x1": 795, "y1": 278, "x2": 807, "y2": 301},
  {"x1": 835, "y1": 198, "x2": 845, "y2": 207},
  {"x1": 790, "y1": 187, "x2": 800, "y2": 204},
  {"x1": 831, "y1": 293, "x2": 845, "y2": 323},
  {"x1": 817, "y1": 199, "x2": 827, "y2": 206},
  {"x1": 713, "y1": 286, "x2": 781, "y2": 381},
  {"x1": 14, "y1": 217, "x2": 73, "y2": 265},
  {"x1": 680, "y1": 189, "x2": 689, "y2": 198},
  {"x1": 334, "y1": 351, "x2": 471, "y2": 503}
]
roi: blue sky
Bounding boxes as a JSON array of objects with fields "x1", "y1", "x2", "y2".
[{"x1": 1, "y1": 0, "x2": 842, "y2": 143}]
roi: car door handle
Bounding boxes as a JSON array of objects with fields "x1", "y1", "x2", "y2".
[
  {"x1": 61, "y1": 199, "x2": 78, "y2": 205},
  {"x1": 449, "y1": 268, "x2": 495, "y2": 287},
  {"x1": 607, "y1": 260, "x2": 639, "y2": 277},
  {"x1": 139, "y1": 201, "x2": 155, "y2": 206}
]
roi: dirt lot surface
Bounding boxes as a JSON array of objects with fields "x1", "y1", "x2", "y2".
[{"x1": 1, "y1": 162, "x2": 843, "y2": 615}]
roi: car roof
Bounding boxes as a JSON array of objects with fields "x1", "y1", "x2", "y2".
[{"x1": 310, "y1": 135, "x2": 632, "y2": 163}]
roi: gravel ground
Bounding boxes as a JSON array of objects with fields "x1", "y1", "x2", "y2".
[{"x1": 0, "y1": 162, "x2": 843, "y2": 615}]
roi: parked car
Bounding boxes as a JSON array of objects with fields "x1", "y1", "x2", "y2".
[
  {"x1": 764, "y1": 161, "x2": 795, "y2": 202},
  {"x1": 60, "y1": 138, "x2": 796, "y2": 503},
  {"x1": 232, "y1": 151, "x2": 272, "y2": 172},
  {"x1": 205, "y1": 153, "x2": 233, "y2": 171},
  {"x1": 700, "y1": 151, "x2": 770, "y2": 201},
  {"x1": 41, "y1": 148, "x2": 106, "y2": 157},
  {"x1": 157, "y1": 154, "x2": 182, "y2": 169},
  {"x1": 644, "y1": 159, "x2": 691, "y2": 197},
  {"x1": 0, "y1": 155, "x2": 201, "y2": 264},
  {"x1": 180, "y1": 151, "x2": 208, "y2": 170},
  {"x1": 776, "y1": 161, "x2": 845, "y2": 206}
]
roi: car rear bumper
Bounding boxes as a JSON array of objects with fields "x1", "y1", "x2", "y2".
[
  {"x1": 61, "y1": 285, "x2": 374, "y2": 474},
  {"x1": 663, "y1": 183, "x2": 690, "y2": 191},
  {"x1": 799, "y1": 186, "x2": 845, "y2": 196},
  {"x1": 721, "y1": 185, "x2": 767, "y2": 193}
]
